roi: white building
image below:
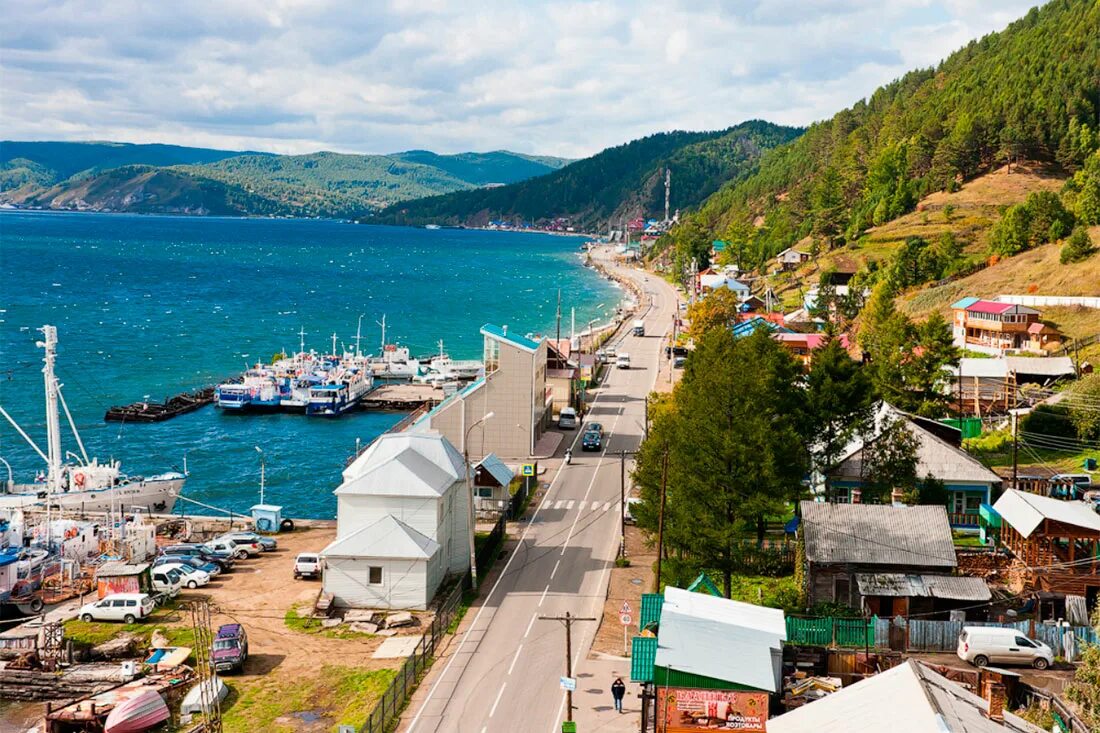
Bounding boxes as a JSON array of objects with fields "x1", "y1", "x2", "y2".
[{"x1": 321, "y1": 432, "x2": 471, "y2": 610}]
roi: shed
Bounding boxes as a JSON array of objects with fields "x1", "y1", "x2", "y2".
[
  {"x1": 250, "y1": 504, "x2": 283, "y2": 533},
  {"x1": 95, "y1": 562, "x2": 151, "y2": 599},
  {"x1": 320, "y1": 515, "x2": 443, "y2": 610},
  {"x1": 473, "y1": 454, "x2": 514, "y2": 503}
]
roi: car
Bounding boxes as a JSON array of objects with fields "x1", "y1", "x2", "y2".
[
  {"x1": 79, "y1": 593, "x2": 155, "y2": 624},
  {"x1": 623, "y1": 497, "x2": 643, "y2": 525},
  {"x1": 586, "y1": 422, "x2": 604, "y2": 436},
  {"x1": 151, "y1": 567, "x2": 184, "y2": 597},
  {"x1": 558, "y1": 407, "x2": 578, "y2": 430},
  {"x1": 203, "y1": 538, "x2": 249, "y2": 561},
  {"x1": 154, "y1": 555, "x2": 221, "y2": 577},
  {"x1": 161, "y1": 544, "x2": 234, "y2": 571},
  {"x1": 957, "y1": 627, "x2": 1054, "y2": 669},
  {"x1": 673, "y1": 356, "x2": 686, "y2": 368},
  {"x1": 215, "y1": 534, "x2": 263, "y2": 556},
  {"x1": 221, "y1": 531, "x2": 277, "y2": 552},
  {"x1": 212, "y1": 623, "x2": 249, "y2": 673},
  {"x1": 294, "y1": 553, "x2": 323, "y2": 579},
  {"x1": 157, "y1": 562, "x2": 211, "y2": 589},
  {"x1": 581, "y1": 430, "x2": 602, "y2": 451},
  {"x1": 616, "y1": 353, "x2": 631, "y2": 369}
]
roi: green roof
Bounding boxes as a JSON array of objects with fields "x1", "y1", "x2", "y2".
[
  {"x1": 480, "y1": 323, "x2": 541, "y2": 352},
  {"x1": 712, "y1": 240, "x2": 727, "y2": 251},
  {"x1": 640, "y1": 593, "x2": 663, "y2": 631},
  {"x1": 631, "y1": 636, "x2": 657, "y2": 682},
  {"x1": 686, "y1": 572, "x2": 721, "y2": 596}
]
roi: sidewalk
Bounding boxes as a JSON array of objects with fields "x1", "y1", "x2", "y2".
[{"x1": 572, "y1": 652, "x2": 640, "y2": 732}]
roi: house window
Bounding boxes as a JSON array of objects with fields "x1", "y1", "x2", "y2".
[
  {"x1": 477, "y1": 487, "x2": 494, "y2": 498},
  {"x1": 952, "y1": 492, "x2": 966, "y2": 514},
  {"x1": 834, "y1": 576, "x2": 850, "y2": 604},
  {"x1": 368, "y1": 566, "x2": 383, "y2": 585},
  {"x1": 966, "y1": 495, "x2": 983, "y2": 513},
  {"x1": 484, "y1": 338, "x2": 500, "y2": 373}
]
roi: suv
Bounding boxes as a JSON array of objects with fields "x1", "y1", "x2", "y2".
[
  {"x1": 204, "y1": 538, "x2": 249, "y2": 560},
  {"x1": 558, "y1": 407, "x2": 578, "y2": 430},
  {"x1": 79, "y1": 593, "x2": 155, "y2": 624},
  {"x1": 615, "y1": 353, "x2": 631, "y2": 370},
  {"x1": 215, "y1": 534, "x2": 263, "y2": 556},
  {"x1": 154, "y1": 554, "x2": 221, "y2": 577},
  {"x1": 294, "y1": 553, "x2": 323, "y2": 579},
  {"x1": 151, "y1": 567, "x2": 184, "y2": 597},
  {"x1": 221, "y1": 531, "x2": 277, "y2": 552},
  {"x1": 581, "y1": 430, "x2": 602, "y2": 452},
  {"x1": 212, "y1": 624, "x2": 249, "y2": 673},
  {"x1": 161, "y1": 544, "x2": 234, "y2": 570}
]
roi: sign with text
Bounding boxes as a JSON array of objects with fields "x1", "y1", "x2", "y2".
[
  {"x1": 560, "y1": 676, "x2": 577, "y2": 691},
  {"x1": 620, "y1": 613, "x2": 632, "y2": 626},
  {"x1": 657, "y1": 688, "x2": 768, "y2": 732}
]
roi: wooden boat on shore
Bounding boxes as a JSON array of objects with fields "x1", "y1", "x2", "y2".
[
  {"x1": 103, "y1": 688, "x2": 169, "y2": 733},
  {"x1": 104, "y1": 387, "x2": 214, "y2": 423}
]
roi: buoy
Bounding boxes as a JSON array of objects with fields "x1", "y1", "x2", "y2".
[{"x1": 73, "y1": 473, "x2": 86, "y2": 488}]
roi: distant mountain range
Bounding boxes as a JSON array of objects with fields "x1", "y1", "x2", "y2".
[
  {"x1": 374, "y1": 120, "x2": 804, "y2": 230},
  {"x1": 0, "y1": 141, "x2": 572, "y2": 218}
]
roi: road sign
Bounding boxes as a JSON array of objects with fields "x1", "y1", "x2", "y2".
[
  {"x1": 560, "y1": 676, "x2": 577, "y2": 691},
  {"x1": 619, "y1": 601, "x2": 632, "y2": 615},
  {"x1": 619, "y1": 613, "x2": 632, "y2": 626},
  {"x1": 521, "y1": 463, "x2": 535, "y2": 477}
]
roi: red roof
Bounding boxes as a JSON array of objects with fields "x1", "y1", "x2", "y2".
[
  {"x1": 965, "y1": 300, "x2": 1013, "y2": 315},
  {"x1": 1027, "y1": 322, "x2": 1050, "y2": 334}
]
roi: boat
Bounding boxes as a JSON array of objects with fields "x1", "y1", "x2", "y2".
[
  {"x1": 103, "y1": 688, "x2": 170, "y2": 733},
  {"x1": 366, "y1": 316, "x2": 424, "y2": 381},
  {"x1": 0, "y1": 326, "x2": 184, "y2": 515},
  {"x1": 424, "y1": 224, "x2": 442, "y2": 230},
  {"x1": 104, "y1": 387, "x2": 214, "y2": 422},
  {"x1": 214, "y1": 366, "x2": 281, "y2": 411},
  {"x1": 180, "y1": 675, "x2": 229, "y2": 716}
]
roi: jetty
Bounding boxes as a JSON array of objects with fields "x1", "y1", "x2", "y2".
[
  {"x1": 360, "y1": 384, "x2": 444, "y2": 410},
  {"x1": 103, "y1": 387, "x2": 215, "y2": 423}
]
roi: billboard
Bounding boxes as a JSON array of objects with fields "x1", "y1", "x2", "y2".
[{"x1": 657, "y1": 688, "x2": 768, "y2": 732}]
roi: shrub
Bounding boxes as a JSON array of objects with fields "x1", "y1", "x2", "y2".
[{"x1": 1060, "y1": 226, "x2": 1097, "y2": 264}]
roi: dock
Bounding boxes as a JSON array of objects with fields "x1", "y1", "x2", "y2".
[
  {"x1": 103, "y1": 386, "x2": 215, "y2": 423},
  {"x1": 360, "y1": 384, "x2": 445, "y2": 410}
]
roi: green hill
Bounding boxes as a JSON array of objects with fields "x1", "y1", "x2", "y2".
[
  {"x1": 373, "y1": 121, "x2": 803, "y2": 230},
  {"x1": 0, "y1": 143, "x2": 572, "y2": 218},
  {"x1": 662, "y1": 0, "x2": 1100, "y2": 272}
]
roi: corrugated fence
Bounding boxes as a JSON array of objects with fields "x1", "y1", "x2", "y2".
[{"x1": 888, "y1": 619, "x2": 1098, "y2": 657}]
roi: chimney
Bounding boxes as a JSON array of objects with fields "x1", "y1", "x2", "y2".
[
  {"x1": 851, "y1": 489, "x2": 862, "y2": 505},
  {"x1": 981, "y1": 677, "x2": 1005, "y2": 722}
]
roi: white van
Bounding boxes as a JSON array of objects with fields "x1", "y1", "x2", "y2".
[
  {"x1": 616, "y1": 353, "x2": 631, "y2": 370},
  {"x1": 558, "y1": 407, "x2": 578, "y2": 430},
  {"x1": 79, "y1": 593, "x2": 156, "y2": 624},
  {"x1": 957, "y1": 626, "x2": 1053, "y2": 669},
  {"x1": 151, "y1": 567, "x2": 184, "y2": 597}
]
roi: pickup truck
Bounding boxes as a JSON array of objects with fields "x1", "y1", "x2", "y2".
[
  {"x1": 151, "y1": 567, "x2": 183, "y2": 599},
  {"x1": 294, "y1": 553, "x2": 323, "y2": 579}
]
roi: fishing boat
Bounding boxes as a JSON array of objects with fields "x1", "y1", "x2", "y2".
[
  {"x1": 0, "y1": 326, "x2": 184, "y2": 515},
  {"x1": 367, "y1": 316, "x2": 424, "y2": 380},
  {"x1": 103, "y1": 688, "x2": 170, "y2": 733},
  {"x1": 214, "y1": 366, "x2": 281, "y2": 411}
]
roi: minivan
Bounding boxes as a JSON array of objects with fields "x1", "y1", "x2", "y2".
[
  {"x1": 957, "y1": 626, "x2": 1053, "y2": 669},
  {"x1": 558, "y1": 407, "x2": 578, "y2": 430},
  {"x1": 79, "y1": 593, "x2": 156, "y2": 624}
]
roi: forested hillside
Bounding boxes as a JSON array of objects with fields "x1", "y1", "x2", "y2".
[
  {"x1": 663, "y1": 0, "x2": 1100, "y2": 273},
  {"x1": 373, "y1": 121, "x2": 803, "y2": 230}
]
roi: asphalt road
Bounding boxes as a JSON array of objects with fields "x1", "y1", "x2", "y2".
[{"x1": 401, "y1": 251, "x2": 681, "y2": 733}]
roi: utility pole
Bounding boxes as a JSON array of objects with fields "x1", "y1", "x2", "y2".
[
  {"x1": 619, "y1": 450, "x2": 627, "y2": 559},
  {"x1": 655, "y1": 447, "x2": 669, "y2": 592},
  {"x1": 555, "y1": 289, "x2": 562, "y2": 352},
  {"x1": 1011, "y1": 409, "x2": 1019, "y2": 492},
  {"x1": 539, "y1": 611, "x2": 597, "y2": 723},
  {"x1": 644, "y1": 394, "x2": 649, "y2": 439},
  {"x1": 189, "y1": 599, "x2": 223, "y2": 733}
]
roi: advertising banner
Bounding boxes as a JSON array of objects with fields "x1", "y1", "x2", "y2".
[{"x1": 657, "y1": 688, "x2": 768, "y2": 732}]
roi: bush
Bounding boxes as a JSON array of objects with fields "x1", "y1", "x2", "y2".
[
  {"x1": 1060, "y1": 226, "x2": 1097, "y2": 264},
  {"x1": 990, "y1": 191, "x2": 1075, "y2": 256},
  {"x1": 1021, "y1": 404, "x2": 1076, "y2": 439}
]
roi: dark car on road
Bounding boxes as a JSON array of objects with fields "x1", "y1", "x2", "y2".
[
  {"x1": 581, "y1": 430, "x2": 602, "y2": 451},
  {"x1": 586, "y1": 422, "x2": 604, "y2": 436},
  {"x1": 212, "y1": 623, "x2": 249, "y2": 673}
]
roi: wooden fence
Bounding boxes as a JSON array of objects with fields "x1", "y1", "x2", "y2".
[{"x1": 880, "y1": 618, "x2": 1097, "y2": 657}]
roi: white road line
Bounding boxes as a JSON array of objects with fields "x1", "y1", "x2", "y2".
[
  {"x1": 524, "y1": 613, "x2": 537, "y2": 638},
  {"x1": 490, "y1": 684, "x2": 507, "y2": 717},
  {"x1": 553, "y1": 500, "x2": 564, "y2": 510},
  {"x1": 539, "y1": 584, "x2": 550, "y2": 606},
  {"x1": 551, "y1": 559, "x2": 560, "y2": 579},
  {"x1": 591, "y1": 501, "x2": 600, "y2": 511},
  {"x1": 603, "y1": 501, "x2": 612, "y2": 512},
  {"x1": 565, "y1": 500, "x2": 575, "y2": 510},
  {"x1": 507, "y1": 644, "x2": 523, "y2": 675}
]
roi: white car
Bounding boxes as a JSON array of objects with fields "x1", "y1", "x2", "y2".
[
  {"x1": 616, "y1": 353, "x2": 631, "y2": 369},
  {"x1": 158, "y1": 562, "x2": 211, "y2": 589},
  {"x1": 79, "y1": 593, "x2": 156, "y2": 624},
  {"x1": 215, "y1": 533, "x2": 263, "y2": 556},
  {"x1": 151, "y1": 567, "x2": 184, "y2": 597},
  {"x1": 294, "y1": 553, "x2": 323, "y2": 579},
  {"x1": 204, "y1": 538, "x2": 250, "y2": 560}
]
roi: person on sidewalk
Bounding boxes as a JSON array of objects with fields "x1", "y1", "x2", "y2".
[{"x1": 611, "y1": 677, "x2": 626, "y2": 713}]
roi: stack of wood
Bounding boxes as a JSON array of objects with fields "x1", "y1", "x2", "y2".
[{"x1": 0, "y1": 663, "x2": 126, "y2": 701}]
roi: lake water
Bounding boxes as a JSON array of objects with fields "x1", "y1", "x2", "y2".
[{"x1": 0, "y1": 212, "x2": 618, "y2": 518}]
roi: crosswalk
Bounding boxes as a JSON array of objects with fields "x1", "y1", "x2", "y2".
[{"x1": 545, "y1": 498, "x2": 615, "y2": 512}]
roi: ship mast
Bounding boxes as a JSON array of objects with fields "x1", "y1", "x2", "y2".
[
  {"x1": 355, "y1": 314, "x2": 364, "y2": 358},
  {"x1": 39, "y1": 326, "x2": 63, "y2": 495}
]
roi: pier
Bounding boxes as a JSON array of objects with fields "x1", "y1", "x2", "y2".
[
  {"x1": 360, "y1": 383, "x2": 444, "y2": 410},
  {"x1": 103, "y1": 386, "x2": 216, "y2": 423}
]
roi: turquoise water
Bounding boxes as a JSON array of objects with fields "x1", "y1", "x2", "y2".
[{"x1": 0, "y1": 212, "x2": 618, "y2": 518}]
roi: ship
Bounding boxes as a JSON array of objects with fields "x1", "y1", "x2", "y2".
[{"x1": 0, "y1": 326, "x2": 184, "y2": 515}]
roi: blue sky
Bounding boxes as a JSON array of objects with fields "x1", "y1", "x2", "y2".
[{"x1": 1, "y1": 0, "x2": 1040, "y2": 158}]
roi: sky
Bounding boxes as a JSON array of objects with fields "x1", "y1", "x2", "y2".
[{"x1": 1, "y1": 0, "x2": 1042, "y2": 159}]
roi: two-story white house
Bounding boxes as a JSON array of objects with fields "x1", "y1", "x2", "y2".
[{"x1": 320, "y1": 432, "x2": 471, "y2": 610}]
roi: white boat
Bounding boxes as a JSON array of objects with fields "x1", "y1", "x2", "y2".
[
  {"x1": 181, "y1": 675, "x2": 229, "y2": 716},
  {"x1": 0, "y1": 326, "x2": 183, "y2": 514},
  {"x1": 367, "y1": 316, "x2": 423, "y2": 380}
]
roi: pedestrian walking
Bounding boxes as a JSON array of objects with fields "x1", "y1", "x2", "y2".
[{"x1": 611, "y1": 677, "x2": 626, "y2": 713}]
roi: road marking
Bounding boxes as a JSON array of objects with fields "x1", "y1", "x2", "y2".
[
  {"x1": 565, "y1": 500, "x2": 574, "y2": 510},
  {"x1": 539, "y1": 584, "x2": 550, "y2": 606},
  {"x1": 524, "y1": 613, "x2": 537, "y2": 638},
  {"x1": 591, "y1": 501, "x2": 600, "y2": 511},
  {"x1": 490, "y1": 683, "x2": 506, "y2": 717},
  {"x1": 553, "y1": 500, "x2": 564, "y2": 510},
  {"x1": 603, "y1": 501, "x2": 612, "y2": 512},
  {"x1": 551, "y1": 559, "x2": 560, "y2": 579},
  {"x1": 507, "y1": 644, "x2": 523, "y2": 675}
]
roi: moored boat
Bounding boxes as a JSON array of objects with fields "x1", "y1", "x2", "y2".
[{"x1": 103, "y1": 688, "x2": 169, "y2": 733}]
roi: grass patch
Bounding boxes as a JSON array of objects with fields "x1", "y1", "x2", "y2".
[
  {"x1": 222, "y1": 665, "x2": 395, "y2": 733},
  {"x1": 64, "y1": 602, "x2": 191, "y2": 648},
  {"x1": 953, "y1": 531, "x2": 985, "y2": 548},
  {"x1": 284, "y1": 605, "x2": 376, "y2": 640},
  {"x1": 447, "y1": 589, "x2": 478, "y2": 634}
]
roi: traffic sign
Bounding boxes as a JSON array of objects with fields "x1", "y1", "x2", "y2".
[
  {"x1": 521, "y1": 463, "x2": 535, "y2": 477},
  {"x1": 619, "y1": 613, "x2": 632, "y2": 626},
  {"x1": 619, "y1": 601, "x2": 632, "y2": 615},
  {"x1": 560, "y1": 676, "x2": 577, "y2": 691}
]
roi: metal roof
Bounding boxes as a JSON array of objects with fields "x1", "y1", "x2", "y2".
[
  {"x1": 321, "y1": 514, "x2": 440, "y2": 560},
  {"x1": 474, "y1": 453, "x2": 514, "y2": 488},
  {"x1": 855, "y1": 573, "x2": 990, "y2": 601},
  {"x1": 992, "y1": 489, "x2": 1100, "y2": 538},
  {"x1": 767, "y1": 660, "x2": 1043, "y2": 733},
  {"x1": 97, "y1": 562, "x2": 150, "y2": 577},
  {"x1": 639, "y1": 593, "x2": 663, "y2": 631},
  {"x1": 953, "y1": 356, "x2": 1075, "y2": 379},
  {"x1": 950, "y1": 296, "x2": 981, "y2": 310},
  {"x1": 338, "y1": 432, "x2": 465, "y2": 498},
  {"x1": 630, "y1": 636, "x2": 657, "y2": 682},
  {"x1": 800, "y1": 502, "x2": 957, "y2": 568},
  {"x1": 480, "y1": 323, "x2": 541, "y2": 352}
]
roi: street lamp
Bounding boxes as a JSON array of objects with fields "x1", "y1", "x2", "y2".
[
  {"x1": 254, "y1": 446, "x2": 265, "y2": 505},
  {"x1": 465, "y1": 412, "x2": 494, "y2": 590},
  {"x1": 0, "y1": 456, "x2": 12, "y2": 486}
]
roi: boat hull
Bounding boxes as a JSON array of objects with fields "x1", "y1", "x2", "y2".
[
  {"x1": 104, "y1": 689, "x2": 170, "y2": 733},
  {"x1": 0, "y1": 476, "x2": 183, "y2": 514}
]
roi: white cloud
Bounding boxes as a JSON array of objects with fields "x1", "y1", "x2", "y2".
[{"x1": 0, "y1": 0, "x2": 1042, "y2": 158}]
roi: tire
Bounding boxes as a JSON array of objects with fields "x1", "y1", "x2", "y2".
[
  {"x1": 81, "y1": 613, "x2": 93, "y2": 623},
  {"x1": 280, "y1": 518, "x2": 295, "y2": 531},
  {"x1": 235, "y1": 550, "x2": 248, "y2": 560},
  {"x1": 973, "y1": 655, "x2": 989, "y2": 668},
  {"x1": 123, "y1": 614, "x2": 136, "y2": 624},
  {"x1": 188, "y1": 580, "x2": 199, "y2": 589},
  {"x1": 1033, "y1": 657, "x2": 1050, "y2": 670},
  {"x1": 29, "y1": 597, "x2": 44, "y2": 613}
]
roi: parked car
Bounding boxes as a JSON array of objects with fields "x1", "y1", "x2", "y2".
[
  {"x1": 673, "y1": 356, "x2": 686, "y2": 368},
  {"x1": 215, "y1": 534, "x2": 262, "y2": 556},
  {"x1": 957, "y1": 627, "x2": 1053, "y2": 669},
  {"x1": 581, "y1": 430, "x2": 602, "y2": 451},
  {"x1": 79, "y1": 593, "x2": 155, "y2": 624},
  {"x1": 203, "y1": 538, "x2": 249, "y2": 561},
  {"x1": 558, "y1": 407, "x2": 578, "y2": 430},
  {"x1": 154, "y1": 554, "x2": 221, "y2": 577},
  {"x1": 151, "y1": 567, "x2": 184, "y2": 597},
  {"x1": 161, "y1": 544, "x2": 234, "y2": 571},
  {"x1": 157, "y1": 562, "x2": 211, "y2": 589},
  {"x1": 221, "y1": 531, "x2": 277, "y2": 552},
  {"x1": 212, "y1": 623, "x2": 249, "y2": 673},
  {"x1": 623, "y1": 497, "x2": 643, "y2": 525},
  {"x1": 616, "y1": 353, "x2": 631, "y2": 369},
  {"x1": 294, "y1": 553, "x2": 323, "y2": 579}
]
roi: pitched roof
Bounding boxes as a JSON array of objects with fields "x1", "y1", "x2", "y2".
[
  {"x1": 800, "y1": 501, "x2": 956, "y2": 568},
  {"x1": 321, "y1": 514, "x2": 440, "y2": 559},
  {"x1": 474, "y1": 453, "x2": 514, "y2": 488},
  {"x1": 338, "y1": 432, "x2": 464, "y2": 497},
  {"x1": 767, "y1": 660, "x2": 1043, "y2": 733},
  {"x1": 992, "y1": 489, "x2": 1100, "y2": 538},
  {"x1": 654, "y1": 587, "x2": 786, "y2": 693},
  {"x1": 950, "y1": 296, "x2": 981, "y2": 310},
  {"x1": 854, "y1": 573, "x2": 990, "y2": 601},
  {"x1": 480, "y1": 323, "x2": 541, "y2": 352}
]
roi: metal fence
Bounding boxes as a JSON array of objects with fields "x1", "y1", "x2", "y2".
[
  {"x1": 786, "y1": 616, "x2": 876, "y2": 648},
  {"x1": 358, "y1": 577, "x2": 467, "y2": 733},
  {"x1": 476, "y1": 515, "x2": 507, "y2": 572}
]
